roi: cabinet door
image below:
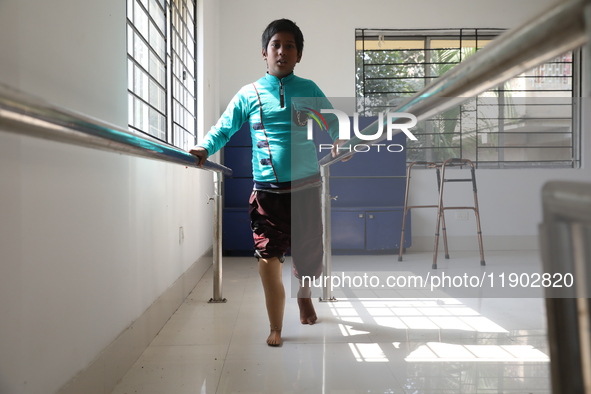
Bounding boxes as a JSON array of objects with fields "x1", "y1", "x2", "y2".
[
  {"x1": 224, "y1": 178, "x2": 253, "y2": 208},
  {"x1": 222, "y1": 209, "x2": 253, "y2": 253},
  {"x1": 365, "y1": 210, "x2": 411, "y2": 251},
  {"x1": 330, "y1": 210, "x2": 366, "y2": 250},
  {"x1": 223, "y1": 147, "x2": 252, "y2": 178}
]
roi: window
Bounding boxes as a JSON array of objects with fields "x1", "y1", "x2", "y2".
[
  {"x1": 356, "y1": 29, "x2": 581, "y2": 168},
  {"x1": 127, "y1": 0, "x2": 197, "y2": 150}
]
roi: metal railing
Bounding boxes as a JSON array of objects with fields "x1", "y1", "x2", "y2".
[
  {"x1": 0, "y1": 83, "x2": 232, "y2": 303},
  {"x1": 318, "y1": 0, "x2": 590, "y2": 301},
  {"x1": 540, "y1": 181, "x2": 591, "y2": 393}
]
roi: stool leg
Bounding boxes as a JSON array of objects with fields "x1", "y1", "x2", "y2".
[
  {"x1": 398, "y1": 212, "x2": 407, "y2": 262},
  {"x1": 475, "y1": 207, "x2": 485, "y2": 266},
  {"x1": 398, "y1": 164, "x2": 413, "y2": 262},
  {"x1": 432, "y1": 163, "x2": 447, "y2": 269},
  {"x1": 432, "y1": 208, "x2": 442, "y2": 269},
  {"x1": 441, "y1": 209, "x2": 450, "y2": 259},
  {"x1": 437, "y1": 159, "x2": 449, "y2": 259},
  {"x1": 470, "y1": 164, "x2": 486, "y2": 266}
]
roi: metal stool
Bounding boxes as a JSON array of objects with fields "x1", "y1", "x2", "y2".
[
  {"x1": 432, "y1": 158, "x2": 485, "y2": 269},
  {"x1": 398, "y1": 161, "x2": 445, "y2": 262}
]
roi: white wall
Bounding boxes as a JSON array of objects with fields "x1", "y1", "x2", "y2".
[
  {"x1": 218, "y1": 0, "x2": 590, "y2": 249},
  {"x1": 0, "y1": 1, "x2": 218, "y2": 393}
]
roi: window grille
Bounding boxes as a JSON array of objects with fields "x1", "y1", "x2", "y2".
[
  {"x1": 355, "y1": 29, "x2": 581, "y2": 168},
  {"x1": 127, "y1": 0, "x2": 197, "y2": 150}
]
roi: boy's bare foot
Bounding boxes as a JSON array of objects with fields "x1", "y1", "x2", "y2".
[
  {"x1": 297, "y1": 298, "x2": 317, "y2": 325},
  {"x1": 267, "y1": 327, "x2": 282, "y2": 347}
]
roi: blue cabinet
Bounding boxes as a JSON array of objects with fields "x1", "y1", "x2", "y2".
[
  {"x1": 316, "y1": 116, "x2": 411, "y2": 253},
  {"x1": 365, "y1": 209, "x2": 410, "y2": 251},
  {"x1": 221, "y1": 124, "x2": 253, "y2": 254},
  {"x1": 330, "y1": 210, "x2": 366, "y2": 250},
  {"x1": 331, "y1": 207, "x2": 411, "y2": 253},
  {"x1": 222, "y1": 208, "x2": 252, "y2": 254},
  {"x1": 221, "y1": 117, "x2": 411, "y2": 254}
]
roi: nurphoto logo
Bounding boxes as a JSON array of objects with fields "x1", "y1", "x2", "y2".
[{"x1": 305, "y1": 109, "x2": 418, "y2": 153}]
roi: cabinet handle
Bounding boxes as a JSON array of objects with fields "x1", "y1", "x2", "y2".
[
  {"x1": 359, "y1": 214, "x2": 364, "y2": 218},
  {"x1": 369, "y1": 214, "x2": 374, "y2": 219}
]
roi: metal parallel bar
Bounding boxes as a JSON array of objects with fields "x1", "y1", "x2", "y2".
[
  {"x1": 320, "y1": 0, "x2": 589, "y2": 168},
  {"x1": 572, "y1": 224, "x2": 591, "y2": 394},
  {"x1": 540, "y1": 181, "x2": 591, "y2": 393},
  {"x1": 0, "y1": 83, "x2": 232, "y2": 176},
  {"x1": 0, "y1": 84, "x2": 232, "y2": 303}
]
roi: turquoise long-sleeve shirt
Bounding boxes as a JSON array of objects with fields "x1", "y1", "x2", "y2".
[{"x1": 198, "y1": 73, "x2": 339, "y2": 185}]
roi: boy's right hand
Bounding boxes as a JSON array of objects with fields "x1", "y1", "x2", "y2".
[{"x1": 188, "y1": 146, "x2": 209, "y2": 168}]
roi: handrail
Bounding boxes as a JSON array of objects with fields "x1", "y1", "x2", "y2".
[
  {"x1": 0, "y1": 83, "x2": 232, "y2": 303},
  {"x1": 0, "y1": 83, "x2": 232, "y2": 176},
  {"x1": 319, "y1": 0, "x2": 589, "y2": 167},
  {"x1": 540, "y1": 181, "x2": 591, "y2": 392}
]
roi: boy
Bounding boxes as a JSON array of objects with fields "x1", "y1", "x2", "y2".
[{"x1": 190, "y1": 19, "x2": 344, "y2": 346}]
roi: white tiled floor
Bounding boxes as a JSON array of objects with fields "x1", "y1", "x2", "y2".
[{"x1": 111, "y1": 251, "x2": 551, "y2": 394}]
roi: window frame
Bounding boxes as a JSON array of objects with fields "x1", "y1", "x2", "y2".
[
  {"x1": 126, "y1": 0, "x2": 197, "y2": 151},
  {"x1": 355, "y1": 28, "x2": 582, "y2": 169}
]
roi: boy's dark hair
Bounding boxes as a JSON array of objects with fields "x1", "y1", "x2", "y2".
[{"x1": 262, "y1": 19, "x2": 304, "y2": 54}]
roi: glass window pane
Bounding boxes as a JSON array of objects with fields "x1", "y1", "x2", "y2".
[
  {"x1": 134, "y1": 0, "x2": 149, "y2": 39},
  {"x1": 128, "y1": 95, "x2": 135, "y2": 126},
  {"x1": 149, "y1": 0, "x2": 166, "y2": 32},
  {"x1": 149, "y1": 107, "x2": 165, "y2": 140},
  {"x1": 149, "y1": 52, "x2": 166, "y2": 86},
  {"x1": 127, "y1": 26, "x2": 134, "y2": 55},
  {"x1": 134, "y1": 66, "x2": 149, "y2": 102},
  {"x1": 149, "y1": 22, "x2": 164, "y2": 61},
  {"x1": 149, "y1": 79, "x2": 165, "y2": 112},
  {"x1": 127, "y1": 59, "x2": 134, "y2": 91},
  {"x1": 134, "y1": 99, "x2": 148, "y2": 132},
  {"x1": 187, "y1": 0, "x2": 194, "y2": 18},
  {"x1": 187, "y1": 16, "x2": 194, "y2": 38},
  {"x1": 134, "y1": 32, "x2": 149, "y2": 70}
]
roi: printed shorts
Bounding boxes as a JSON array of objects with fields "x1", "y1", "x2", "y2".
[{"x1": 248, "y1": 186, "x2": 324, "y2": 279}]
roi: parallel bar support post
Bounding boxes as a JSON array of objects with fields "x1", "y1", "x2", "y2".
[
  {"x1": 209, "y1": 170, "x2": 227, "y2": 303},
  {"x1": 320, "y1": 165, "x2": 336, "y2": 302}
]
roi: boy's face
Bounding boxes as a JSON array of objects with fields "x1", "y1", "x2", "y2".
[{"x1": 262, "y1": 32, "x2": 302, "y2": 79}]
